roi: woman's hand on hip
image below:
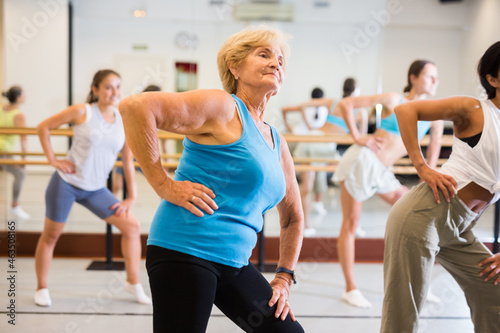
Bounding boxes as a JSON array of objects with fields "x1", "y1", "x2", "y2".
[
  {"x1": 269, "y1": 277, "x2": 295, "y2": 321},
  {"x1": 51, "y1": 159, "x2": 76, "y2": 174},
  {"x1": 479, "y1": 253, "x2": 500, "y2": 285},
  {"x1": 164, "y1": 180, "x2": 218, "y2": 217},
  {"x1": 417, "y1": 165, "x2": 457, "y2": 204},
  {"x1": 356, "y1": 135, "x2": 384, "y2": 153}
]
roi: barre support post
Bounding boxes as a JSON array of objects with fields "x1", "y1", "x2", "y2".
[{"x1": 86, "y1": 170, "x2": 125, "y2": 271}]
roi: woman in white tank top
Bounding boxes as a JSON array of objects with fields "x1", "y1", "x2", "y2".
[
  {"x1": 34, "y1": 70, "x2": 151, "y2": 307},
  {"x1": 381, "y1": 41, "x2": 500, "y2": 332}
]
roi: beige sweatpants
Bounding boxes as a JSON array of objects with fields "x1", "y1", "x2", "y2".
[{"x1": 381, "y1": 182, "x2": 500, "y2": 333}]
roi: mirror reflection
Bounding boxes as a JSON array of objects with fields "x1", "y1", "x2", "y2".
[{"x1": 0, "y1": 0, "x2": 497, "y2": 244}]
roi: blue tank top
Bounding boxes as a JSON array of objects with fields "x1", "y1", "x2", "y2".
[
  {"x1": 326, "y1": 114, "x2": 349, "y2": 133},
  {"x1": 379, "y1": 111, "x2": 431, "y2": 140},
  {"x1": 379, "y1": 96, "x2": 431, "y2": 140},
  {"x1": 147, "y1": 94, "x2": 286, "y2": 268}
]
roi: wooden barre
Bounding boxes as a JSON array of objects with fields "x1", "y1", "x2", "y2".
[
  {"x1": 0, "y1": 159, "x2": 179, "y2": 169},
  {"x1": 0, "y1": 151, "x2": 183, "y2": 159},
  {"x1": 291, "y1": 164, "x2": 426, "y2": 175},
  {"x1": 0, "y1": 159, "x2": 427, "y2": 175},
  {"x1": 0, "y1": 127, "x2": 454, "y2": 146},
  {"x1": 0, "y1": 153, "x2": 447, "y2": 167},
  {"x1": 292, "y1": 157, "x2": 447, "y2": 166},
  {"x1": 283, "y1": 133, "x2": 454, "y2": 147},
  {"x1": 0, "y1": 152, "x2": 66, "y2": 157},
  {"x1": 0, "y1": 127, "x2": 185, "y2": 140}
]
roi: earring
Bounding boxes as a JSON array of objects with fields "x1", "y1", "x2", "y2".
[{"x1": 235, "y1": 75, "x2": 239, "y2": 80}]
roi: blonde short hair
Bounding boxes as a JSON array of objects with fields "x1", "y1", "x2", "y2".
[{"x1": 217, "y1": 26, "x2": 291, "y2": 94}]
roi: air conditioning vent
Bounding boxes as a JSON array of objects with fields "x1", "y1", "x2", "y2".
[{"x1": 234, "y1": 3, "x2": 295, "y2": 21}]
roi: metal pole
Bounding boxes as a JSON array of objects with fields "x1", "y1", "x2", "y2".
[{"x1": 105, "y1": 173, "x2": 113, "y2": 268}]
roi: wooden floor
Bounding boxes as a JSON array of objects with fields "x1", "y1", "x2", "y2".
[{"x1": 0, "y1": 258, "x2": 476, "y2": 333}]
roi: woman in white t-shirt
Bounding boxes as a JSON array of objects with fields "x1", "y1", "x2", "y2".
[
  {"x1": 34, "y1": 70, "x2": 151, "y2": 307},
  {"x1": 381, "y1": 41, "x2": 500, "y2": 333}
]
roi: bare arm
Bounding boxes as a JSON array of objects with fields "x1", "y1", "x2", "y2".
[
  {"x1": 354, "y1": 108, "x2": 368, "y2": 136},
  {"x1": 395, "y1": 96, "x2": 481, "y2": 202},
  {"x1": 36, "y1": 104, "x2": 87, "y2": 173},
  {"x1": 111, "y1": 141, "x2": 137, "y2": 217},
  {"x1": 121, "y1": 141, "x2": 137, "y2": 200},
  {"x1": 119, "y1": 89, "x2": 235, "y2": 216},
  {"x1": 13, "y1": 113, "x2": 27, "y2": 160},
  {"x1": 282, "y1": 98, "x2": 335, "y2": 132},
  {"x1": 425, "y1": 120, "x2": 444, "y2": 169},
  {"x1": 268, "y1": 133, "x2": 303, "y2": 321},
  {"x1": 336, "y1": 92, "x2": 399, "y2": 150}
]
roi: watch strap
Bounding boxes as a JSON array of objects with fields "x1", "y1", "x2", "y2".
[{"x1": 276, "y1": 267, "x2": 296, "y2": 284}]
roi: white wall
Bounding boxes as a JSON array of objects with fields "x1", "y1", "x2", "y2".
[
  {"x1": 0, "y1": 0, "x2": 5, "y2": 93},
  {"x1": 70, "y1": 0, "x2": 388, "y2": 131},
  {"x1": 460, "y1": 0, "x2": 500, "y2": 97},
  {"x1": 3, "y1": 0, "x2": 68, "y2": 156},
  {"x1": 3, "y1": 0, "x2": 500, "y2": 138},
  {"x1": 382, "y1": 0, "x2": 467, "y2": 99}
]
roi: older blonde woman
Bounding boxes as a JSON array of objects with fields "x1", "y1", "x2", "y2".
[{"x1": 119, "y1": 27, "x2": 304, "y2": 332}]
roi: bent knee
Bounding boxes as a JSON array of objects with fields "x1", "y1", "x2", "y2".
[{"x1": 115, "y1": 218, "x2": 141, "y2": 236}]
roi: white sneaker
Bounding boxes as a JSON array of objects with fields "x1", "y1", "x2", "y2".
[
  {"x1": 34, "y1": 288, "x2": 52, "y2": 307},
  {"x1": 303, "y1": 228, "x2": 317, "y2": 237},
  {"x1": 355, "y1": 226, "x2": 367, "y2": 238},
  {"x1": 342, "y1": 289, "x2": 372, "y2": 308},
  {"x1": 11, "y1": 206, "x2": 30, "y2": 220},
  {"x1": 311, "y1": 201, "x2": 327, "y2": 215},
  {"x1": 125, "y1": 282, "x2": 152, "y2": 305}
]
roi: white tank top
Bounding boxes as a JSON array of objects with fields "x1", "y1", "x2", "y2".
[
  {"x1": 440, "y1": 99, "x2": 500, "y2": 204},
  {"x1": 58, "y1": 103, "x2": 125, "y2": 191},
  {"x1": 293, "y1": 106, "x2": 329, "y2": 134}
]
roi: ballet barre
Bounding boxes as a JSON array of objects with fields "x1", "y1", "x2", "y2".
[
  {"x1": 0, "y1": 127, "x2": 454, "y2": 145},
  {"x1": 282, "y1": 133, "x2": 454, "y2": 147},
  {"x1": 1, "y1": 128, "x2": 497, "y2": 255}
]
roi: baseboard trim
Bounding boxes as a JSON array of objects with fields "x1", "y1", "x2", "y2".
[{"x1": 0, "y1": 231, "x2": 493, "y2": 263}]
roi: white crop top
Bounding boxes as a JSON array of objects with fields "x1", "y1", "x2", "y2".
[
  {"x1": 293, "y1": 105, "x2": 329, "y2": 135},
  {"x1": 440, "y1": 99, "x2": 500, "y2": 204},
  {"x1": 58, "y1": 103, "x2": 125, "y2": 191}
]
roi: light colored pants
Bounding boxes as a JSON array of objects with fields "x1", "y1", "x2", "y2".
[
  {"x1": 381, "y1": 182, "x2": 500, "y2": 333},
  {"x1": 0, "y1": 156, "x2": 26, "y2": 203},
  {"x1": 332, "y1": 145, "x2": 401, "y2": 202}
]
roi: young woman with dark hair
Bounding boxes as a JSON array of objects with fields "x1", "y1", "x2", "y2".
[
  {"x1": 34, "y1": 70, "x2": 151, "y2": 307},
  {"x1": 1, "y1": 85, "x2": 30, "y2": 219},
  {"x1": 381, "y1": 41, "x2": 500, "y2": 333}
]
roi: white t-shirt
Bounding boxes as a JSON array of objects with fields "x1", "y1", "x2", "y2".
[
  {"x1": 58, "y1": 103, "x2": 125, "y2": 191},
  {"x1": 293, "y1": 106, "x2": 329, "y2": 135},
  {"x1": 440, "y1": 99, "x2": 500, "y2": 204}
]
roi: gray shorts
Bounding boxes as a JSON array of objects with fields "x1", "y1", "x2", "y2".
[
  {"x1": 45, "y1": 172, "x2": 119, "y2": 222},
  {"x1": 332, "y1": 144, "x2": 401, "y2": 202}
]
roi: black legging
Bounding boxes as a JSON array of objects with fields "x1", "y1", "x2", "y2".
[{"x1": 146, "y1": 246, "x2": 305, "y2": 333}]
